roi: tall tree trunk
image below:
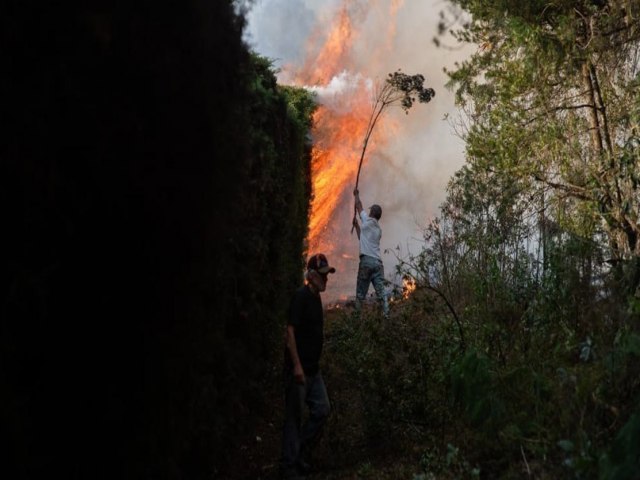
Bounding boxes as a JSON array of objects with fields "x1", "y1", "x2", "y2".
[
  {"x1": 582, "y1": 61, "x2": 604, "y2": 159},
  {"x1": 589, "y1": 64, "x2": 614, "y2": 159},
  {"x1": 587, "y1": 62, "x2": 639, "y2": 255}
]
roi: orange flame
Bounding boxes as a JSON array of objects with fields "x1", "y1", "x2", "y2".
[
  {"x1": 288, "y1": 1, "x2": 405, "y2": 301},
  {"x1": 307, "y1": 92, "x2": 374, "y2": 249},
  {"x1": 402, "y1": 276, "x2": 417, "y2": 299},
  {"x1": 296, "y1": 6, "x2": 355, "y2": 86}
]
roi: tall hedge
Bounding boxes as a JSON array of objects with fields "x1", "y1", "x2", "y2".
[{"x1": 1, "y1": 1, "x2": 314, "y2": 478}]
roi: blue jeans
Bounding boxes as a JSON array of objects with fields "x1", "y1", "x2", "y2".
[
  {"x1": 281, "y1": 370, "x2": 330, "y2": 471},
  {"x1": 355, "y1": 254, "x2": 389, "y2": 317}
]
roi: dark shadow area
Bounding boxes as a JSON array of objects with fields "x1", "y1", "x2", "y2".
[{"x1": 2, "y1": 2, "x2": 312, "y2": 478}]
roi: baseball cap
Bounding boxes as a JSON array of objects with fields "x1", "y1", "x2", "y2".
[{"x1": 307, "y1": 253, "x2": 336, "y2": 274}]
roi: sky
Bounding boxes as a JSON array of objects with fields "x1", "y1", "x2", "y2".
[{"x1": 243, "y1": 0, "x2": 473, "y2": 303}]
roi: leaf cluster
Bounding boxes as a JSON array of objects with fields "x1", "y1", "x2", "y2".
[{"x1": 386, "y1": 70, "x2": 436, "y2": 113}]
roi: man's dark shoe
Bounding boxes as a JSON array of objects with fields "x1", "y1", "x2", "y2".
[{"x1": 281, "y1": 466, "x2": 305, "y2": 480}]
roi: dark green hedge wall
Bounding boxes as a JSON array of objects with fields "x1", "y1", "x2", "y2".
[{"x1": 1, "y1": 1, "x2": 314, "y2": 478}]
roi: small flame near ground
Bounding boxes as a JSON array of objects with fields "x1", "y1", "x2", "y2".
[{"x1": 401, "y1": 276, "x2": 417, "y2": 299}]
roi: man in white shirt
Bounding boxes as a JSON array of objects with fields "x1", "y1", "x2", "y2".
[{"x1": 352, "y1": 189, "x2": 390, "y2": 319}]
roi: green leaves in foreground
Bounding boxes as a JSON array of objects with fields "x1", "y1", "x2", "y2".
[
  {"x1": 449, "y1": 350, "x2": 505, "y2": 430},
  {"x1": 599, "y1": 413, "x2": 640, "y2": 480}
]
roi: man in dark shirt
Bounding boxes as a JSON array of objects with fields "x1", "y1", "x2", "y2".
[{"x1": 281, "y1": 253, "x2": 335, "y2": 479}]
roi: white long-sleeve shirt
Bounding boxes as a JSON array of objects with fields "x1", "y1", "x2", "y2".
[{"x1": 358, "y1": 210, "x2": 382, "y2": 260}]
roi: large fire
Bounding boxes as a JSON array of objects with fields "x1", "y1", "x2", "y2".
[
  {"x1": 306, "y1": 92, "x2": 374, "y2": 248},
  {"x1": 288, "y1": 1, "x2": 404, "y2": 301}
]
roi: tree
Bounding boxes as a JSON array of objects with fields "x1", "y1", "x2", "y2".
[{"x1": 441, "y1": 0, "x2": 640, "y2": 267}]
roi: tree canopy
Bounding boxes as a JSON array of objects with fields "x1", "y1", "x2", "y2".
[{"x1": 443, "y1": 0, "x2": 640, "y2": 262}]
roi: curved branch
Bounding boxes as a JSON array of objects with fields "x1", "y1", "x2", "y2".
[{"x1": 422, "y1": 284, "x2": 466, "y2": 352}]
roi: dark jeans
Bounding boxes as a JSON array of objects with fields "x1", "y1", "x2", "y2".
[{"x1": 281, "y1": 369, "x2": 330, "y2": 471}]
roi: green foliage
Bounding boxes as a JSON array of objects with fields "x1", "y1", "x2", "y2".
[
  {"x1": 403, "y1": 5, "x2": 640, "y2": 472},
  {"x1": 325, "y1": 120, "x2": 638, "y2": 480},
  {"x1": 599, "y1": 413, "x2": 640, "y2": 480},
  {"x1": 328, "y1": 307, "x2": 456, "y2": 442},
  {"x1": 386, "y1": 106, "x2": 638, "y2": 480},
  {"x1": 415, "y1": 443, "x2": 481, "y2": 479},
  {"x1": 442, "y1": 0, "x2": 640, "y2": 260},
  {"x1": 209, "y1": 53, "x2": 316, "y2": 474},
  {"x1": 238, "y1": 53, "x2": 316, "y2": 326},
  {"x1": 450, "y1": 350, "x2": 505, "y2": 430}
]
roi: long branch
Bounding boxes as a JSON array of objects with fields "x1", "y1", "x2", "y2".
[
  {"x1": 350, "y1": 103, "x2": 385, "y2": 233},
  {"x1": 531, "y1": 173, "x2": 591, "y2": 201},
  {"x1": 351, "y1": 88, "x2": 395, "y2": 233},
  {"x1": 354, "y1": 101, "x2": 387, "y2": 191},
  {"x1": 422, "y1": 284, "x2": 466, "y2": 352}
]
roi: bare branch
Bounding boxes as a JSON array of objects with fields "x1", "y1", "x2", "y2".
[{"x1": 351, "y1": 70, "x2": 435, "y2": 232}]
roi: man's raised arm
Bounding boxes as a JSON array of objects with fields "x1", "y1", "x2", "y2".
[{"x1": 354, "y1": 189, "x2": 363, "y2": 215}]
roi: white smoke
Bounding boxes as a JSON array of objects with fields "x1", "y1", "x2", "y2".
[
  {"x1": 243, "y1": 0, "x2": 316, "y2": 67},
  {"x1": 245, "y1": 0, "x2": 473, "y2": 302},
  {"x1": 306, "y1": 71, "x2": 373, "y2": 113}
]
